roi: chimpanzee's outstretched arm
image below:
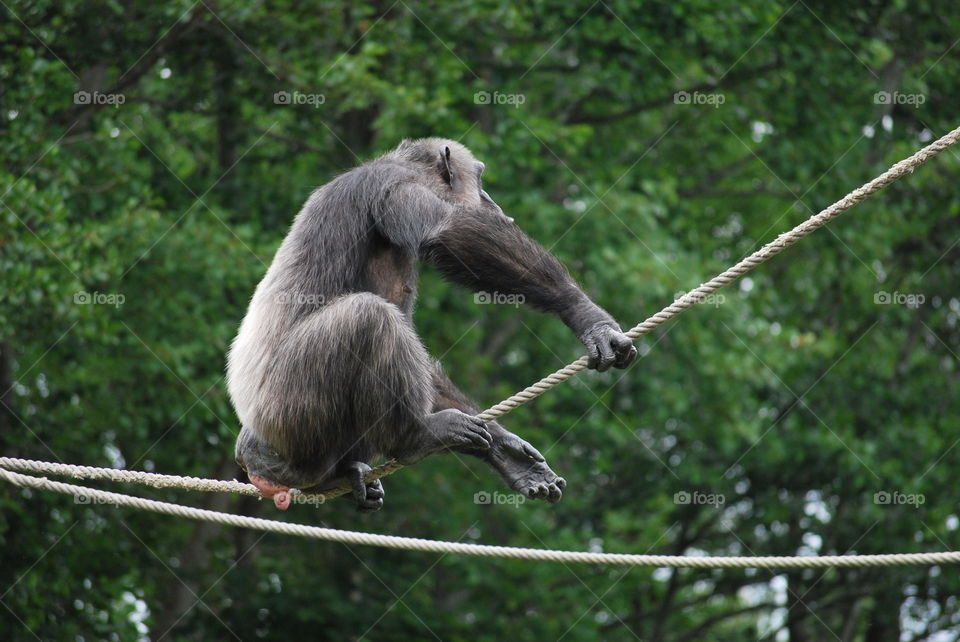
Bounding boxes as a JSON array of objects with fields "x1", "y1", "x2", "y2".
[
  {"x1": 376, "y1": 180, "x2": 636, "y2": 371},
  {"x1": 431, "y1": 212, "x2": 609, "y2": 328}
]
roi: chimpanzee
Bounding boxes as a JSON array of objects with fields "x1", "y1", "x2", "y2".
[{"x1": 227, "y1": 138, "x2": 636, "y2": 511}]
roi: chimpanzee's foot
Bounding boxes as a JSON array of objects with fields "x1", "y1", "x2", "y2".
[
  {"x1": 248, "y1": 474, "x2": 292, "y2": 511},
  {"x1": 395, "y1": 409, "x2": 492, "y2": 465},
  {"x1": 345, "y1": 461, "x2": 385, "y2": 513},
  {"x1": 487, "y1": 435, "x2": 566, "y2": 503}
]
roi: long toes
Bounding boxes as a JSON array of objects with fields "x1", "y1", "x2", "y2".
[
  {"x1": 547, "y1": 483, "x2": 563, "y2": 503},
  {"x1": 519, "y1": 481, "x2": 564, "y2": 504},
  {"x1": 555, "y1": 477, "x2": 567, "y2": 491},
  {"x1": 523, "y1": 483, "x2": 546, "y2": 500}
]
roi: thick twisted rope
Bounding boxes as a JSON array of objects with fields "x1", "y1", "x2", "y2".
[
  {"x1": 2, "y1": 466, "x2": 958, "y2": 568},
  {"x1": 0, "y1": 456, "x2": 374, "y2": 502}
]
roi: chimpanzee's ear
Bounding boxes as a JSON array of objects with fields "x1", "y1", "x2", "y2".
[{"x1": 438, "y1": 146, "x2": 462, "y2": 192}]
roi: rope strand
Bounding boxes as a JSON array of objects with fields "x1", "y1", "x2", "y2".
[
  {"x1": 0, "y1": 456, "x2": 391, "y2": 502},
  {"x1": 3, "y1": 466, "x2": 957, "y2": 568}
]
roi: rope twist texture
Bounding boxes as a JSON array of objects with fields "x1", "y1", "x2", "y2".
[{"x1": 3, "y1": 466, "x2": 958, "y2": 568}]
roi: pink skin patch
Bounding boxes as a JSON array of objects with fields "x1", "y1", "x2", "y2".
[{"x1": 248, "y1": 474, "x2": 292, "y2": 510}]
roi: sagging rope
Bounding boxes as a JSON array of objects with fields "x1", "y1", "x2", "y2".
[
  {"x1": 3, "y1": 125, "x2": 960, "y2": 567},
  {"x1": 3, "y1": 466, "x2": 959, "y2": 568}
]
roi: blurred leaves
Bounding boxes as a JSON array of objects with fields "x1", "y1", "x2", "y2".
[{"x1": 2, "y1": 0, "x2": 960, "y2": 639}]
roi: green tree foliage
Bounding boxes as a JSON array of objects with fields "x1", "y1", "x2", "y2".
[{"x1": 2, "y1": 1, "x2": 959, "y2": 639}]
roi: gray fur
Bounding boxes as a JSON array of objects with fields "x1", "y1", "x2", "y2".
[{"x1": 226, "y1": 138, "x2": 637, "y2": 510}]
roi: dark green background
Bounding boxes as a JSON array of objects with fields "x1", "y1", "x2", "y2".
[{"x1": 2, "y1": 1, "x2": 959, "y2": 639}]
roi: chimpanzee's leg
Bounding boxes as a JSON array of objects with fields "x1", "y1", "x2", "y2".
[{"x1": 236, "y1": 293, "x2": 491, "y2": 511}]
